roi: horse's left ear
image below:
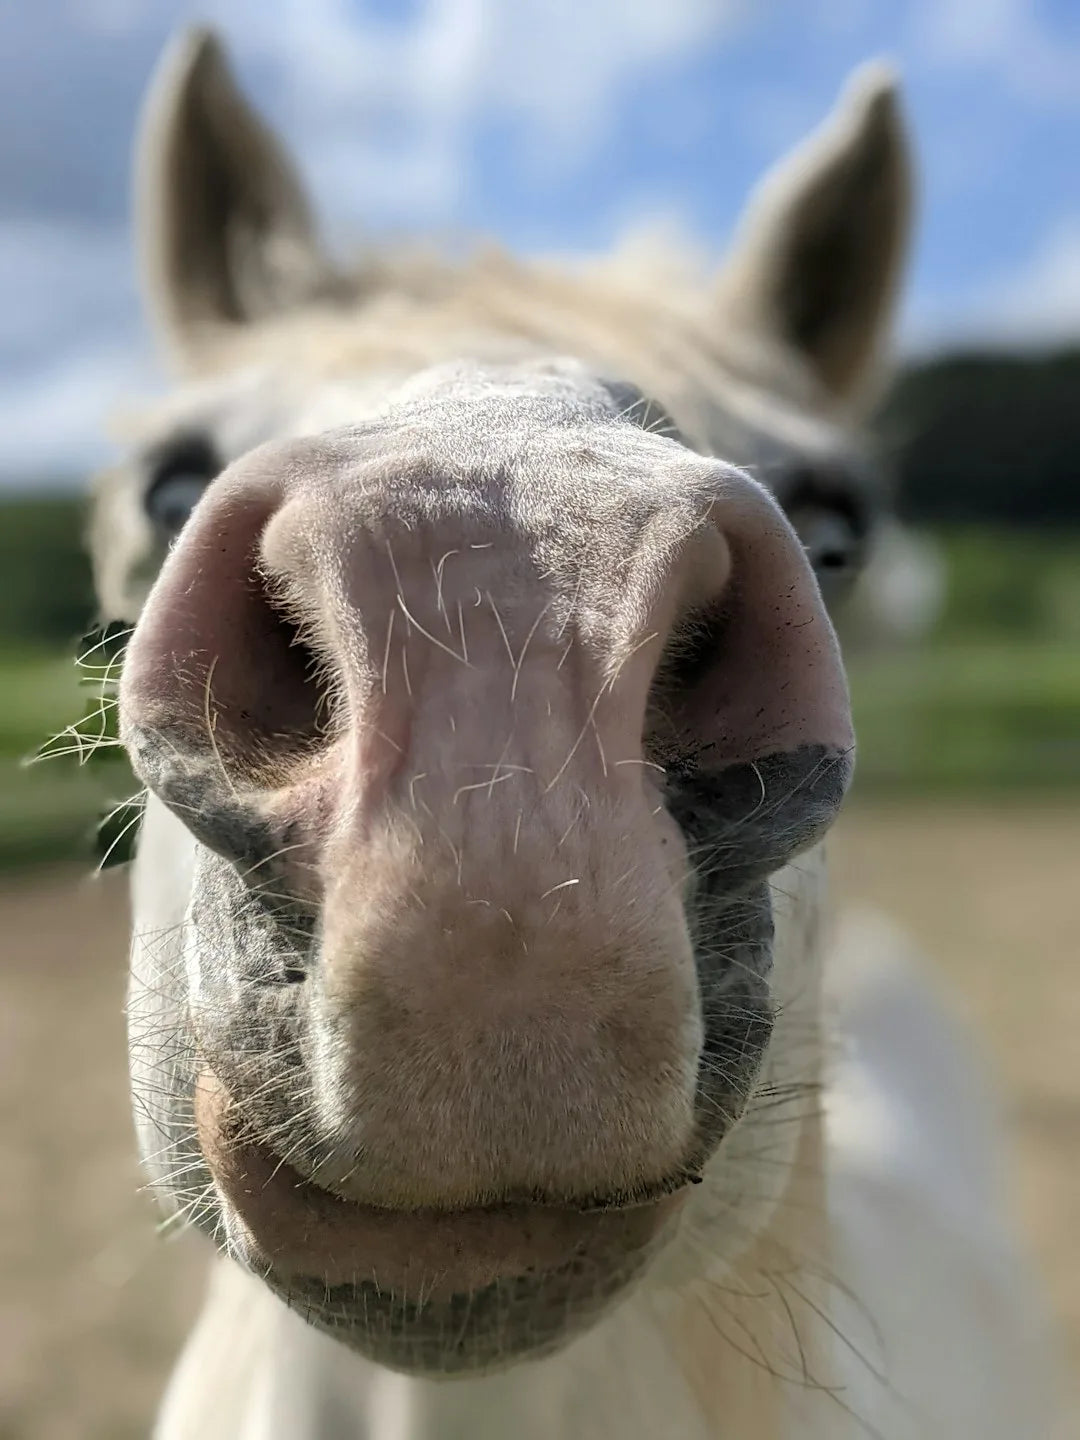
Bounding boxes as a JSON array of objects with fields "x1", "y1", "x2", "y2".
[{"x1": 718, "y1": 63, "x2": 912, "y2": 410}]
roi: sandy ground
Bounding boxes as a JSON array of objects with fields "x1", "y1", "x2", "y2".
[{"x1": 0, "y1": 801, "x2": 1076, "y2": 1438}]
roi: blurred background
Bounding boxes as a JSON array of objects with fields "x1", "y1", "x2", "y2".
[{"x1": 1, "y1": 1, "x2": 1077, "y2": 1436}]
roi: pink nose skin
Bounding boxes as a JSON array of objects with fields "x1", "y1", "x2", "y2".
[{"x1": 121, "y1": 415, "x2": 853, "y2": 1212}]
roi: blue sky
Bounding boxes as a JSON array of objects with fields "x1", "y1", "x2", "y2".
[{"x1": 1, "y1": 0, "x2": 1078, "y2": 479}]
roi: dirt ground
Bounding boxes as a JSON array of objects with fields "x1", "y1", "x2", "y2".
[{"x1": 1, "y1": 802, "x2": 1077, "y2": 1438}]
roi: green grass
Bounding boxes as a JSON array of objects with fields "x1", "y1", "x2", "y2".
[
  {"x1": 0, "y1": 766, "x2": 122, "y2": 871},
  {"x1": 1, "y1": 647, "x2": 85, "y2": 753},
  {"x1": 0, "y1": 645, "x2": 132, "y2": 872},
  {"x1": 848, "y1": 638, "x2": 1080, "y2": 792},
  {"x1": 843, "y1": 529, "x2": 1080, "y2": 792}
]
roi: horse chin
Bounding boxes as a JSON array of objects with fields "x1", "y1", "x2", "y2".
[{"x1": 252, "y1": 1247, "x2": 664, "y2": 1377}]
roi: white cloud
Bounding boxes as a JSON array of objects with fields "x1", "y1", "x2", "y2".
[
  {"x1": 199, "y1": 0, "x2": 744, "y2": 223},
  {"x1": 67, "y1": 0, "x2": 743, "y2": 228},
  {"x1": 0, "y1": 0, "x2": 745, "y2": 478},
  {"x1": 475, "y1": 0, "x2": 741, "y2": 149},
  {"x1": 0, "y1": 344, "x2": 157, "y2": 484},
  {"x1": 915, "y1": 0, "x2": 1080, "y2": 110},
  {"x1": 0, "y1": 219, "x2": 151, "y2": 479},
  {"x1": 0, "y1": 221, "x2": 136, "y2": 355},
  {"x1": 904, "y1": 217, "x2": 1080, "y2": 352},
  {"x1": 974, "y1": 219, "x2": 1080, "y2": 345},
  {"x1": 201, "y1": 0, "x2": 740, "y2": 146}
]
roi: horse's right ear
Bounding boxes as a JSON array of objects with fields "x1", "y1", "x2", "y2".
[
  {"x1": 135, "y1": 27, "x2": 334, "y2": 371},
  {"x1": 716, "y1": 63, "x2": 912, "y2": 413}
]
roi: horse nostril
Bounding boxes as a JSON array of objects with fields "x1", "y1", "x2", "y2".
[{"x1": 119, "y1": 473, "x2": 339, "y2": 870}]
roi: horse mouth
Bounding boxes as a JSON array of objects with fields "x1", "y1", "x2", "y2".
[{"x1": 192, "y1": 1066, "x2": 689, "y2": 1368}]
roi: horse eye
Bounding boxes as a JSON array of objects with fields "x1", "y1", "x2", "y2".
[
  {"x1": 790, "y1": 507, "x2": 860, "y2": 577},
  {"x1": 146, "y1": 473, "x2": 211, "y2": 534},
  {"x1": 767, "y1": 455, "x2": 875, "y2": 596},
  {"x1": 144, "y1": 435, "x2": 220, "y2": 537}
]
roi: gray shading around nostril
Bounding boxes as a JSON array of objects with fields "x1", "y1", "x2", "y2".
[
  {"x1": 660, "y1": 743, "x2": 854, "y2": 1161},
  {"x1": 123, "y1": 721, "x2": 281, "y2": 873},
  {"x1": 182, "y1": 850, "x2": 315, "y2": 1137},
  {"x1": 663, "y1": 743, "x2": 854, "y2": 891},
  {"x1": 677, "y1": 873, "x2": 775, "y2": 1165}
]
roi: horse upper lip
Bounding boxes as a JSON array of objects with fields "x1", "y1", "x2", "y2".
[{"x1": 195, "y1": 1064, "x2": 691, "y2": 1297}]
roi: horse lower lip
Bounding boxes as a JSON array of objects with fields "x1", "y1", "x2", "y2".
[{"x1": 193, "y1": 1068, "x2": 685, "y2": 1298}]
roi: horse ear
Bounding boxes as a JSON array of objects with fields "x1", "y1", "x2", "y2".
[
  {"x1": 717, "y1": 63, "x2": 913, "y2": 409},
  {"x1": 135, "y1": 27, "x2": 334, "y2": 369}
]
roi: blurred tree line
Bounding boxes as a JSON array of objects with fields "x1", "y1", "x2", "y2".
[
  {"x1": 0, "y1": 495, "x2": 94, "y2": 648},
  {"x1": 880, "y1": 347, "x2": 1080, "y2": 527}
]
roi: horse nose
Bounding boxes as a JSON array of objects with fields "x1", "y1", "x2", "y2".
[
  {"x1": 119, "y1": 424, "x2": 855, "y2": 1209},
  {"x1": 119, "y1": 444, "x2": 335, "y2": 867},
  {"x1": 120, "y1": 428, "x2": 856, "y2": 888},
  {"x1": 120, "y1": 432, "x2": 707, "y2": 1209}
]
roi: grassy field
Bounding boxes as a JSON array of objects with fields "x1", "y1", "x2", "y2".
[
  {"x1": 0, "y1": 646, "x2": 125, "y2": 871},
  {"x1": 848, "y1": 637, "x2": 1080, "y2": 791}
]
